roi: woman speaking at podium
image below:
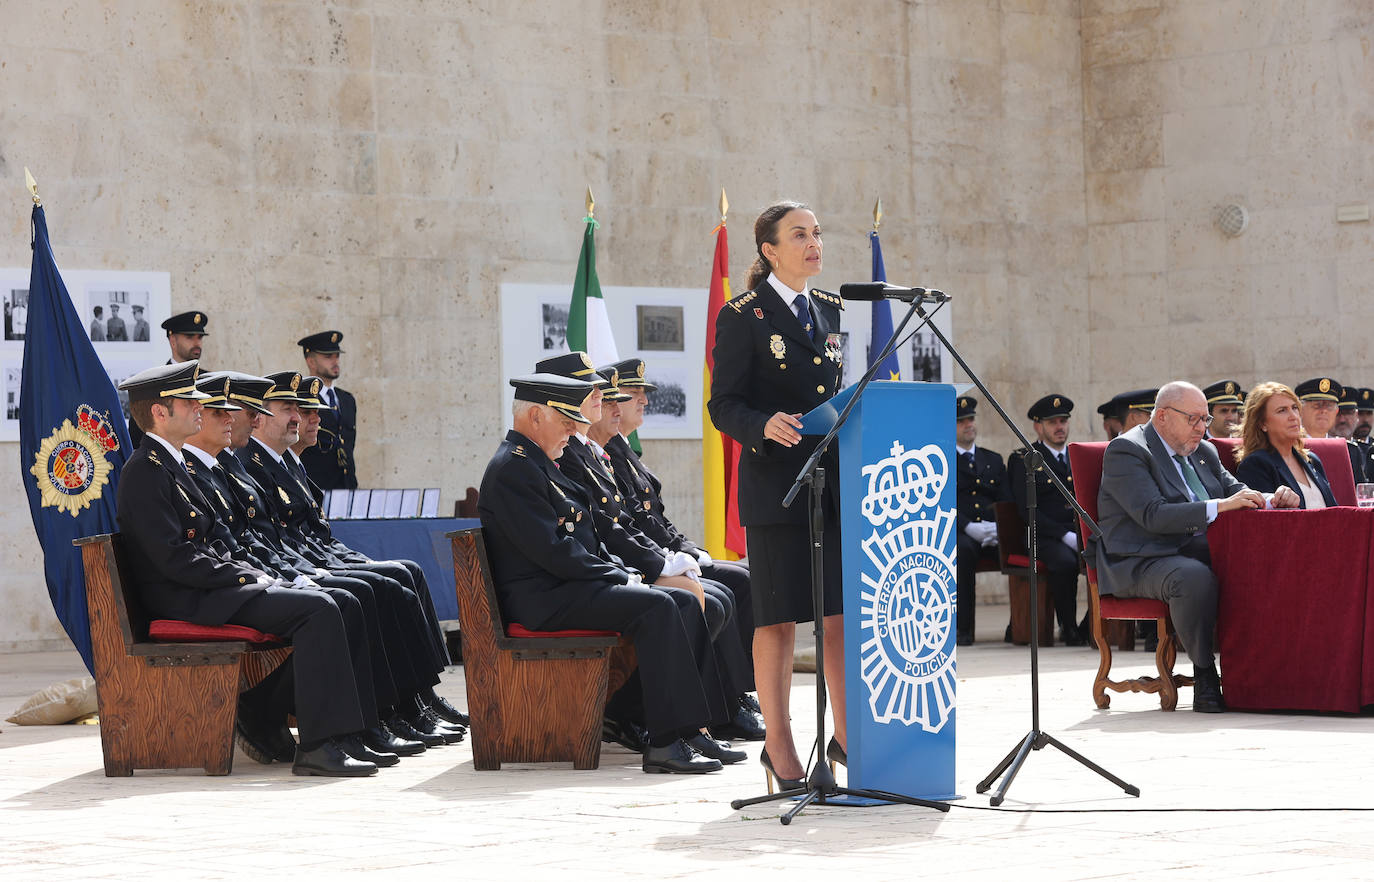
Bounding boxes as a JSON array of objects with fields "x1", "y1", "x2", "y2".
[{"x1": 708, "y1": 200, "x2": 847, "y2": 791}]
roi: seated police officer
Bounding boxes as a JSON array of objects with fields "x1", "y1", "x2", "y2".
[
  {"x1": 598, "y1": 357, "x2": 763, "y2": 740},
  {"x1": 954, "y1": 395, "x2": 1009, "y2": 646},
  {"x1": 1203, "y1": 380, "x2": 1244, "y2": 439},
  {"x1": 114, "y1": 362, "x2": 378, "y2": 777},
  {"x1": 1296, "y1": 377, "x2": 1367, "y2": 483},
  {"x1": 479, "y1": 374, "x2": 727, "y2": 774},
  {"x1": 240, "y1": 371, "x2": 464, "y2": 748},
  {"x1": 1008, "y1": 394, "x2": 1084, "y2": 646},
  {"x1": 534, "y1": 354, "x2": 749, "y2": 763}
]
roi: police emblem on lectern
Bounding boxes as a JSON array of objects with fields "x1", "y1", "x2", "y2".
[{"x1": 857, "y1": 440, "x2": 958, "y2": 733}]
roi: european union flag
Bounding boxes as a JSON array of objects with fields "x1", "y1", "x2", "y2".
[
  {"x1": 19, "y1": 203, "x2": 133, "y2": 673},
  {"x1": 868, "y1": 231, "x2": 901, "y2": 381}
]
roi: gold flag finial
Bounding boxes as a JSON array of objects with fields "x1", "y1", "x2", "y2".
[
  {"x1": 585, "y1": 186, "x2": 595, "y2": 219},
  {"x1": 25, "y1": 167, "x2": 41, "y2": 206},
  {"x1": 872, "y1": 197, "x2": 883, "y2": 232},
  {"x1": 718, "y1": 187, "x2": 729, "y2": 224}
]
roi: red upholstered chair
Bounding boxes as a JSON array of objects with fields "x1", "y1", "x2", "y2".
[
  {"x1": 991, "y1": 500, "x2": 1054, "y2": 646},
  {"x1": 1210, "y1": 437, "x2": 1240, "y2": 474},
  {"x1": 1067, "y1": 442, "x2": 1193, "y2": 711},
  {"x1": 1305, "y1": 438, "x2": 1357, "y2": 506}
]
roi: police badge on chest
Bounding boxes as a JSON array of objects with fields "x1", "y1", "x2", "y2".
[{"x1": 824, "y1": 333, "x2": 843, "y2": 365}]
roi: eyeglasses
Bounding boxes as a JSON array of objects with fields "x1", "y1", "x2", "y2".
[{"x1": 1164, "y1": 405, "x2": 1214, "y2": 428}]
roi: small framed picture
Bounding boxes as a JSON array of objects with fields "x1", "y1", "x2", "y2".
[
  {"x1": 383, "y1": 489, "x2": 405, "y2": 519},
  {"x1": 349, "y1": 489, "x2": 372, "y2": 520},
  {"x1": 420, "y1": 488, "x2": 441, "y2": 518},
  {"x1": 636, "y1": 304, "x2": 684, "y2": 352},
  {"x1": 400, "y1": 488, "x2": 421, "y2": 518},
  {"x1": 327, "y1": 489, "x2": 352, "y2": 520},
  {"x1": 366, "y1": 490, "x2": 388, "y2": 519}
]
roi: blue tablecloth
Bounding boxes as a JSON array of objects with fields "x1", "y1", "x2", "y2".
[{"x1": 330, "y1": 517, "x2": 478, "y2": 624}]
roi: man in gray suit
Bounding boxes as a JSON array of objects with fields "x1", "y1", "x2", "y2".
[{"x1": 1092, "y1": 381, "x2": 1299, "y2": 712}]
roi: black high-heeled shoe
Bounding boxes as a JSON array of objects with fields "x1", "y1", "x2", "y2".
[
  {"x1": 760, "y1": 748, "x2": 805, "y2": 795},
  {"x1": 826, "y1": 736, "x2": 847, "y2": 773}
]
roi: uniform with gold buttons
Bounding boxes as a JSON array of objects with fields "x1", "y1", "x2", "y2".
[{"x1": 954, "y1": 395, "x2": 1010, "y2": 645}]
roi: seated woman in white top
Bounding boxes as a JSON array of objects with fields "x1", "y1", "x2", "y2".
[{"x1": 1235, "y1": 382, "x2": 1338, "y2": 510}]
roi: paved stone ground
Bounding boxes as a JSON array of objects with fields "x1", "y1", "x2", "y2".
[{"x1": 3, "y1": 604, "x2": 1373, "y2": 879}]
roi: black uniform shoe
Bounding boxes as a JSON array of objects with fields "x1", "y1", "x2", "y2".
[
  {"x1": 428, "y1": 696, "x2": 470, "y2": 727},
  {"x1": 265, "y1": 721, "x2": 298, "y2": 763},
  {"x1": 685, "y1": 733, "x2": 747, "y2": 764},
  {"x1": 405, "y1": 708, "x2": 464, "y2": 743},
  {"x1": 1060, "y1": 627, "x2": 1088, "y2": 647},
  {"x1": 602, "y1": 717, "x2": 650, "y2": 753},
  {"x1": 738, "y1": 693, "x2": 762, "y2": 716},
  {"x1": 1192, "y1": 667, "x2": 1226, "y2": 713},
  {"x1": 364, "y1": 724, "x2": 426, "y2": 757},
  {"x1": 234, "y1": 703, "x2": 284, "y2": 765},
  {"x1": 387, "y1": 714, "x2": 445, "y2": 747},
  {"x1": 957, "y1": 632, "x2": 974, "y2": 647},
  {"x1": 714, "y1": 704, "x2": 766, "y2": 742},
  {"x1": 292, "y1": 739, "x2": 378, "y2": 777},
  {"x1": 339, "y1": 734, "x2": 400, "y2": 767},
  {"x1": 642, "y1": 739, "x2": 722, "y2": 774}
]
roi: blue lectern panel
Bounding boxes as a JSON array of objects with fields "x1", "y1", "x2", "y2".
[{"x1": 808, "y1": 381, "x2": 958, "y2": 800}]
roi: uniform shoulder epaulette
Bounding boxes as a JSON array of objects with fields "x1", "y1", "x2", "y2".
[
  {"x1": 727, "y1": 291, "x2": 759, "y2": 313},
  {"x1": 511, "y1": 443, "x2": 526, "y2": 458},
  {"x1": 811, "y1": 288, "x2": 843, "y2": 310}
]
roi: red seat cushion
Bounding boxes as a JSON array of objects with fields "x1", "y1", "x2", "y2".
[
  {"x1": 148, "y1": 620, "x2": 281, "y2": 644},
  {"x1": 1005, "y1": 554, "x2": 1047, "y2": 572},
  {"x1": 506, "y1": 623, "x2": 619, "y2": 639},
  {"x1": 1099, "y1": 596, "x2": 1169, "y2": 620}
]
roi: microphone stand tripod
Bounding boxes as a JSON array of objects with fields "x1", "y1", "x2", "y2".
[
  {"x1": 903, "y1": 301, "x2": 1138, "y2": 806},
  {"x1": 730, "y1": 291, "x2": 953, "y2": 825}
]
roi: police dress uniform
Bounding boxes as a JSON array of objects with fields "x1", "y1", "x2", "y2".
[
  {"x1": 707, "y1": 277, "x2": 845, "y2": 626},
  {"x1": 113, "y1": 363, "x2": 371, "y2": 751},
  {"x1": 1007, "y1": 394, "x2": 1083, "y2": 644},
  {"x1": 1296, "y1": 377, "x2": 1367, "y2": 484},
  {"x1": 954, "y1": 396, "x2": 1010, "y2": 644},
  {"x1": 479, "y1": 426, "x2": 727, "y2": 743},
  {"x1": 296, "y1": 331, "x2": 358, "y2": 490}
]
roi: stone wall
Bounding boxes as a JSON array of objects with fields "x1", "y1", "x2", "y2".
[{"x1": 0, "y1": 0, "x2": 1363, "y2": 651}]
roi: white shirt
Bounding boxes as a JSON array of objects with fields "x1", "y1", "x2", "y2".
[
  {"x1": 956, "y1": 442, "x2": 976, "y2": 457},
  {"x1": 145, "y1": 432, "x2": 187, "y2": 468},
  {"x1": 766, "y1": 271, "x2": 808, "y2": 312},
  {"x1": 182, "y1": 443, "x2": 221, "y2": 470},
  {"x1": 1298, "y1": 478, "x2": 1327, "y2": 510}
]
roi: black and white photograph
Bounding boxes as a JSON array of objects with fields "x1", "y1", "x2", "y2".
[
  {"x1": 910, "y1": 330, "x2": 941, "y2": 383},
  {"x1": 541, "y1": 302, "x2": 568, "y2": 352},
  {"x1": 642, "y1": 361, "x2": 689, "y2": 434},
  {"x1": 4, "y1": 365, "x2": 20, "y2": 421},
  {"x1": 4, "y1": 289, "x2": 29, "y2": 342},
  {"x1": 87, "y1": 289, "x2": 151, "y2": 343},
  {"x1": 636, "y1": 304, "x2": 684, "y2": 352}
]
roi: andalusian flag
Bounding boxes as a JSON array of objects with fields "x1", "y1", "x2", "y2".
[
  {"x1": 702, "y1": 220, "x2": 745, "y2": 559},
  {"x1": 566, "y1": 205, "x2": 619, "y2": 368},
  {"x1": 869, "y1": 230, "x2": 901, "y2": 381}
]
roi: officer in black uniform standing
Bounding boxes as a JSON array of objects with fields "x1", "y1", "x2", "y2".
[
  {"x1": 114, "y1": 361, "x2": 378, "y2": 777},
  {"x1": 707, "y1": 200, "x2": 848, "y2": 790},
  {"x1": 297, "y1": 330, "x2": 358, "y2": 490},
  {"x1": 126, "y1": 310, "x2": 211, "y2": 449},
  {"x1": 954, "y1": 395, "x2": 1010, "y2": 646},
  {"x1": 1008, "y1": 394, "x2": 1084, "y2": 646},
  {"x1": 479, "y1": 373, "x2": 725, "y2": 774}
]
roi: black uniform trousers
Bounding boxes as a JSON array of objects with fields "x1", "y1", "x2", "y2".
[
  {"x1": 698, "y1": 560, "x2": 755, "y2": 686},
  {"x1": 1038, "y1": 538, "x2": 1081, "y2": 637},
  {"x1": 537, "y1": 580, "x2": 728, "y2": 741},
  {"x1": 955, "y1": 534, "x2": 999, "y2": 640},
  {"x1": 231, "y1": 585, "x2": 369, "y2": 743},
  {"x1": 331, "y1": 565, "x2": 444, "y2": 694}
]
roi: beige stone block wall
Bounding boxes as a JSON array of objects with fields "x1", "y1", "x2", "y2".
[{"x1": 4, "y1": 0, "x2": 1364, "y2": 650}]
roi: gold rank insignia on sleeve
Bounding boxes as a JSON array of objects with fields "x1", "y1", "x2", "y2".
[
  {"x1": 727, "y1": 291, "x2": 758, "y2": 313},
  {"x1": 811, "y1": 288, "x2": 843, "y2": 310},
  {"x1": 278, "y1": 487, "x2": 291, "y2": 504}
]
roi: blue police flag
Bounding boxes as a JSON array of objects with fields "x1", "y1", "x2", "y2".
[
  {"x1": 868, "y1": 230, "x2": 901, "y2": 381},
  {"x1": 19, "y1": 203, "x2": 133, "y2": 673}
]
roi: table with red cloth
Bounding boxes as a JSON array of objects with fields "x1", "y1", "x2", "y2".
[{"x1": 1208, "y1": 507, "x2": 1374, "y2": 713}]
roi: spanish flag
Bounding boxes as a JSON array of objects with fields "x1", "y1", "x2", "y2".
[{"x1": 702, "y1": 222, "x2": 745, "y2": 559}]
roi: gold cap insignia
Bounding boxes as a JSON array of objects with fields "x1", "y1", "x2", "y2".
[
  {"x1": 1226, "y1": 382, "x2": 1235, "y2": 394},
  {"x1": 1053, "y1": 397, "x2": 1061, "y2": 407},
  {"x1": 290, "y1": 375, "x2": 300, "y2": 391},
  {"x1": 959, "y1": 397, "x2": 969, "y2": 408},
  {"x1": 1320, "y1": 378, "x2": 1331, "y2": 393},
  {"x1": 637, "y1": 362, "x2": 645, "y2": 378},
  {"x1": 330, "y1": 332, "x2": 339, "y2": 343},
  {"x1": 580, "y1": 352, "x2": 593, "y2": 369},
  {"x1": 194, "y1": 313, "x2": 203, "y2": 325},
  {"x1": 310, "y1": 379, "x2": 321, "y2": 394},
  {"x1": 222, "y1": 378, "x2": 231, "y2": 396}
]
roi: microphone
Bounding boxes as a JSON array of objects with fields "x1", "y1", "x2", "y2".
[{"x1": 838, "y1": 282, "x2": 948, "y2": 303}]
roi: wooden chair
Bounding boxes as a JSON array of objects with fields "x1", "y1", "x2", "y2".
[
  {"x1": 454, "y1": 486, "x2": 480, "y2": 518},
  {"x1": 1066, "y1": 443, "x2": 1193, "y2": 711},
  {"x1": 75, "y1": 533, "x2": 289, "y2": 776},
  {"x1": 992, "y1": 501, "x2": 1054, "y2": 645},
  {"x1": 448, "y1": 526, "x2": 635, "y2": 770}
]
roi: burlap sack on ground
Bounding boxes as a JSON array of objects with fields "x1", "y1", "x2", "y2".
[{"x1": 6, "y1": 677, "x2": 98, "y2": 725}]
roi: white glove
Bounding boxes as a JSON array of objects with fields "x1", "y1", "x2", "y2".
[
  {"x1": 964, "y1": 521, "x2": 995, "y2": 544},
  {"x1": 252, "y1": 574, "x2": 275, "y2": 588},
  {"x1": 981, "y1": 522, "x2": 998, "y2": 545},
  {"x1": 694, "y1": 548, "x2": 713, "y2": 566},
  {"x1": 661, "y1": 550, "x2": 701, "y2": 578},
  {"x1": 1062, "y1": 532, "x2": 1078, "y2": 552},
  {"x1": 625, "y1": 572, "x2": 645, "y2": 587},
  {"x1": 314, "y1": 568, "x2": 331, "y2": 579},
  {"x1": 292, "y1": 574, "x2": 321, "y2": 590}
]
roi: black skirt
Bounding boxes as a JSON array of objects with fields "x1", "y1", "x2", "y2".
[{"x1": 746, "y1": 523, "x2": 843, "y2": 627}]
